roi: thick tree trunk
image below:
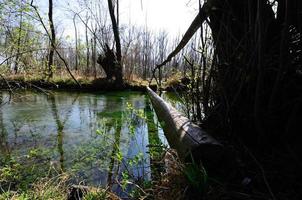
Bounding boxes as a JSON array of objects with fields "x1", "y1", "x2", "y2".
[
  {"x1": 147, "y1": 86, "x2": 224, "y2": 164},
  {"x1": 107, "y1": 0, "x2": 123, "y2": 84}
]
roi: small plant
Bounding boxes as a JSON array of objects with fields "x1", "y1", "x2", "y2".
[
  {"x1": 84, "y1": 190, "x2": 108, "y2": 200},
  {"x1": 183, "y1": 162, "x2": 208, "y2": 194},
  {"x1": 121, "y1": 171, "x2": 130, "y2": 191}
]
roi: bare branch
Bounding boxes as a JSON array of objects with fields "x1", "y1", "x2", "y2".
[{"x1": 29, "y1": 0, "x2": 81, "y2": 87}]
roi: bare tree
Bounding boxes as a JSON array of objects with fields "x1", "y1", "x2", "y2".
[
  {"x1": 85, "y1": 13, "x2": 90, "y2": 73},
  {"x1": 94, "y1": 0, "x2": 123, "y2": 83},
  {"x1": 48, "y1": 0, "x2": 55, "y2": 78},
  {"x1": 73, "y1": 14, "x2": 78, "y2": 71},
  {"x1": 14, "y1": 0, "x2": 24, "y2": 74},
  {"x1": 107, "y1": 0, "x2": 121, "y2": 63}
]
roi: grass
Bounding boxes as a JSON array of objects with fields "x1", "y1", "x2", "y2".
[
  {"x1": 0, "y1": 174, "x2": 69, "y2": 200},
  {"x1": 0, "y1": 121, "x2": 210, "y2": 200},
  {"x1": 0, "y1": 139, "x2": 121, "y2": 200},
  {"x1": 0, "y1": 173, "x2": 121, "y2": 200},
  {"x1": 0, "y1": 71, "x2": 158, "y2": 92},
  {"x1": 163, "y1": 72, "x2": 189, "y2": 91}
]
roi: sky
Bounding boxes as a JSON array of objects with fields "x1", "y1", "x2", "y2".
[
  {"x1": 46, "y1": 0, "x2": 199, "y2": 40},
  {"x1": 119, "y1": 0, "x2": 198, "y2": 38},
  {"x1": 1, "y1": 0, "x2": 199, "y2": 63}
]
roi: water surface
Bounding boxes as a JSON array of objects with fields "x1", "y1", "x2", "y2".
[{"x1": 0, "y1": 90, "x2": 168, "y2": 194}]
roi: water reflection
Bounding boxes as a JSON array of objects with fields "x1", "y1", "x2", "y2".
[
  {"x1": 0, "y1": 93, "x2": 10, "y2": 156},
  {"x1": 0, "y1": 91, "x2": 168, "y2": 192},
  {"x1": 49, "y1": 93, "x2": 79, "y2": 171}
]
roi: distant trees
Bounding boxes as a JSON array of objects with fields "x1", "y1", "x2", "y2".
[
  {"x1": 0, "y1": 0, "x2": 191, "y2": 83},
  {"x1": 0, "y1": 0, "x2": 45, "y2": 74}
]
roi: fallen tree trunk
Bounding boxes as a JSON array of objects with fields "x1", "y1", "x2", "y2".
[{"x1": 147, "y1": 86, "x2": 224, "y2": 164}]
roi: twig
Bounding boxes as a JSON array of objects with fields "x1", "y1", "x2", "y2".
[{"x1": 27, "y1": 83, "x2": 50, "y2": 95}]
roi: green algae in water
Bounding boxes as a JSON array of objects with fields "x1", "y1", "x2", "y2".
[{"x1": 0, "y1": 90, "x2": 170, "y2": 197}]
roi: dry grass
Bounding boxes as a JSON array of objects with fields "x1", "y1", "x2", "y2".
[
  {"x1": 152, "y1": 149, "x2": 188, "y2": 200},
  {"x1": 164, "y1": 72, "x2": 183, "y2": 87},
  {"x1": 0, "y1": 173, "x2": 122, "y2": 200},
  {"x1": 0, "y1": 173, "x2": 69, "y2": 200}
]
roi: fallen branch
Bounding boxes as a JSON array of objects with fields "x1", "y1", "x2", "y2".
[{"x1": 149, "y1": 2, "x2": 210, "y2": 85}]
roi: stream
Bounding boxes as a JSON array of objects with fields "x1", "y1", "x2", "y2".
[{"x1": 0, "y1": 90, "x2": 180, "y2": 196}]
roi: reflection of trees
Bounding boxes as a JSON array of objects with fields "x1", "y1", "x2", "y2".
[
  {"x1": 107, "y1": 120, "x2": 122, "y2": 187},
  {"x1": 0, "y1": 93, "x2": 10, "y2": 156},
  {"x1": 145, "y1": 100, "x2": 163, "y2": 179},
  {"x1": 102, "y1": 97, "x2": 123, "y2": 187},
  {"x1": 49, "y1": 93, "x2": 79, "y2": 172}
]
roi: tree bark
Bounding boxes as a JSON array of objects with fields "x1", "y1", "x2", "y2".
[
  {"x1": 107, "y1": 0, "x2": 121, "y2": 62},
  {"x1": 73, "y1": 14, "x2": 78, "y2": 71},
  {"x1": 147, "y1": 86, "x2": 224, "y2": 163},
  {"x1": 14, "y1": 0, "x2": 23, "y2": 74},
  {"x1": 91, "y1": 37, "x2": 96, "y2": 78},
  {"x1": 85, "y1": 15, "x2": 90, "y2": 73},
  {"x1": 107, "y1": 0, "x2": 123, "y2": 83},
  {"x1": 48, "y1": 0, "x2": 55, "y2": 78}
]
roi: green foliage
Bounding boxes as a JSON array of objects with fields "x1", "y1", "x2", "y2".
[
  {"x1": 183, "y1": 162, "x2": 208, "y2": 194},
  {"x1": 0, "y1": 191, "x2": 31, "y2": 200},
  {"x1": 115, "y1": 149, "x2": 123, "y2": 163},
  {"x1": 121, "y1": 171, "x2": 130, "y2": 191},
  {"x1": 129, "y1": 180, "x2": 152, "y2": 199},
  {"x1": 83, "y1": 190, "x2": 108, "y2": 200},
  {"x1": 69, "y1": 137, "x2": 113, "y2": 178},
  {"x1": 126, "y1": 102, "x2": 146, "y2": 121},
  {"x1": 0, "y1": 161, "x2": 22, "y2": 183},
  {"x1": 128, "y1": 152, "x2": 144, "y2": 167},
  {"x1": 0, "y1": 147, "x2": 53, "y2": 191}
]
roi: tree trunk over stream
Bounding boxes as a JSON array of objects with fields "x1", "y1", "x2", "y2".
[{"x1": 147, "y1": 87, "x2": 226, "y2": 167}]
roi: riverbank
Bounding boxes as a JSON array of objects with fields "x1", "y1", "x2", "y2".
[{"x1": 0, "y1": 76, "x2": 158, "y2": 92}]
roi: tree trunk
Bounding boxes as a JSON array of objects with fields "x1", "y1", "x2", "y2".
[
  {"x1": 91, "y1": 37, "x2": 96, "y2": 78},
  {"x1": 85, "y1": 15, "x2": 90, "y2": 74},
  {"x1": 48, "y1": 0, "x2": 55, "y2": 78},
  {"x1": 147, "y1": 86, "x2": 224, "y2": 165},
  {"x1": 73, "y1": 14, "x2": 78, "y2": 71},
  {"x1": 107, "y1": 0, "x2": 123, "y2": 84},
  {"x1": 14, "y1": 0, "x2": 23, "y2": 74}
]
